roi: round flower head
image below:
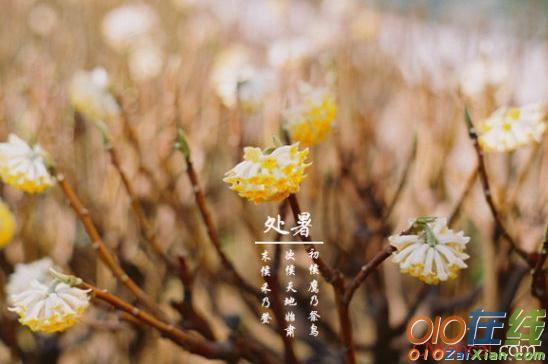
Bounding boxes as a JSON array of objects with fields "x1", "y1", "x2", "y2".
[
  {"x1": 9, "y1": 271, "x2": 90, "y2": 333},
  {"x1": 223, "y1": 144, "x2": 310, "y2": 203},
  {"x1": 210, "y1": 45, "x2": 254, "y2": 108},
  {"x1": 102, "y1": 4, "x2": 158, "y2": 52},
  {"x1": 0, "y1": 199, "x2": 16, "y2": 248},
  {"x1": 0, "y1": 134, "x2": 55, "y2": 193},
  {"x1": 69, "y1": 68, "x2": 120, "y2": 123},
  {"x1": 478, "y1": 103, "x2": 546, "y2": 153},
  {"x1": 6, "y1": 258, "x2": 56, "y2": 297},
  {"x1": 389, "y1": 217, "x2": 470, "y2": 285},
  {"x1": 284, "y1": 84, "x2": 336, "y2": 146}
]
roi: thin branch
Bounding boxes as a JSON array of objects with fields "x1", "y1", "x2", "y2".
[
  {"x1": 343, "y1": 244, "x2": 396, "y2": 304},
  {"x1": 287, "y1": 194, "x2": 355, "y2": 363},
  {"x1": 81, "y1": 282, "x2": 242, "y2": 361},
  {"x1": 56, "y1": 175, "x2": 165, "y2": 319},
  {"x1": 463, "y1": 108, "x2": 531, "y2": 265},
  {"x1": 106, "y1": 143, "x2": 177, "y2": 270},
  {"x1": 448, "y1": 166, "x2": 478, "y2": 227},
  {"x1": 263, "y1": 200, "x2": 299, "y2": 363},
  {"x1": 532, "y1": 227, "x2": 548, "y2": 307},
  {"x1": 174, "y1": 129, "x2": 259, "y2": 297},
  {"x1": 383, "y1": 134, "x2": 417, "y2": 220}
]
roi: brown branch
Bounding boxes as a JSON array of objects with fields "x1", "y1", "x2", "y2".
[
  {"x1": 107, "y1": 144, "x2": 177, "y2": 270},
  {"x1": 56, "y1": 175, "x2": 165, "y2": 319},
  {"x1": 448, "y1": 166, "x2": 478, "y2": 227},
  {"x1": 171, "y1": 256, "x2": 216, "y2": 340},
  {"x1": 463, "y1": 108, "x2": 531, "y2": 265},
  {"x1": 287, "y1": 194, "x2": 354, "y2": 363},
  {"x1": 343, "y1": 244, "x2": 396, "y2": 304},
  {"x1": 383, "y1": 134, "x2": 417, "y2": 220},
  {"x1": 81, "y1": 282, "x2": 242, "y2": 361},
  {"x1": 262, "y1": 200, "x2": 299, "y2": 363},
  {"x1": 532, "y1": 227, "x2": 548, "y2": 308},
  {"x1": 174, "y1": 129, "x2": 259, "y2": 298}
]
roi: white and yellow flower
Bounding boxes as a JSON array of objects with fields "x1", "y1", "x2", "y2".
[
  {"x1": 0, "y1": 199, "x2": 16, "y2": 249},
  {"x1": 478, "y1": 103, "x2": 546, "y2": 152},
  {"x1": 389, "y1": 217, "x2": 470, "y2": 285},
  {"x1": 284, "y1": 84, "x2": 336, "y2": 146},
  {"x1": 6, "y1": 258, "x2": 56, "y2": 297},
  {"x1": 223, "y1": 144, "x2": 310, "y2": 203},
  {"x1": 69, "y1": 68, "x2": 120, "y2": 123},
  {"x1": 0, "y1": 134, "x2": 55, "y2": 193},
  {"x1": 9, "y1": 273, "x2": 90, "y2": 333}
]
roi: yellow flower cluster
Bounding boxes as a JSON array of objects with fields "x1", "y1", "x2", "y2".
[
  {"x1": 0, "y1": 134, "x2": 55, "y2": 193},
  {"x1": 0, "y1": 200, "x2": 16, "y2": 248},
  {"x1": 223, "y1": 144, "x2": 310, "y2": 203},
  {"x1": 478, "y1": 103, "x2": 546, "y2": 152},
  {"x1": 390, "y1": 218, "x2": 470, "y2": 285},
  {"x1": 284, "y1": 85, "x2": 336, "y2": 146}
]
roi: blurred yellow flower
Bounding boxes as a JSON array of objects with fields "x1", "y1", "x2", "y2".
[
  {"x1": 284, "y1": 84, "x2": 336, "y2": 146},
  {"x1": 0, "y1": 134, "x2": 55, "y2": 193},
  {"x1": 223, "y1": 144, "x2": 310, "y2": 203},
  {"x1": 389, "y1": 217, "x2": 470, "y2": 285},
  {"x1": 0, "y1": 200, "x2": 16, "y2": 248},
  {"x1": 9, "y1": 274, "x2": 90, "y2": 333},
  {"x1": 69, "y1": 68, "x2": 120, "y2": 123},
  {"x1": 478, "y1": 103, "x2": 546, "y2": 152}
]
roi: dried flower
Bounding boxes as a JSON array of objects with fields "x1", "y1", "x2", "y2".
[
  {"x1": 223, "y1": 144, "x2": 310, "y2": 203},
  {"x1": 9, "y1": 271, "x2": 90, "y2": 333},
  {"x1": 69, "y1": 68, "x2": 120, "y2": 123},
  {"x1": 6, "y1": 258, "x2": 56, "y2": 297},
  {"x1": 0, "y1": 134, "x2": 55, "y2": 193},
  {"x1": 478, "y1": 103, "x2": 546, "y2": 152},
  {"x1": 389, "y1": 217, "x2": 470, "y2": 285},
  {"x1": 0, "y1": 199, "x2": 16, "y2": 249},
  {"x1": 284, "y1": 84, "x2": 336, "y2": 146}
]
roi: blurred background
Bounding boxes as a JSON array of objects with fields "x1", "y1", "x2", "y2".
[{"x1": 0, "y1": 0, "x2": 547, "y2": 363}]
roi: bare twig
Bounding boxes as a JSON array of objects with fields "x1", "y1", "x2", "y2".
[
  {"x1": 287, "y1": 194, "x2": 354, "y2": 363},
  {"x1": 174, "y1": 129, "x2": 259, "y2": 297},
  {"x1": 81, "y1": 282, "x2": 243, "y2": 361},
  {"x1": 343, "y1": 245, "x2": 396, "y2": 304},
  {"x1": 106, "y1": 143, "x2": 177, "y2": 270},
  {"x1": 448, "y1": 166, "x2": 478, "y2": 227},
  {"x1": 463, "y1": 108, "x2": 531, "y2": 264},
  {"x1": 383, "y1": 134, "x2": 417, "y2": 220},
  {"x1": 56, "y1": 175, "x2": 165, "y2": 319}
]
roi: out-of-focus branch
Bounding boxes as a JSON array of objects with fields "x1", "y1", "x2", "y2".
[
  {"x1": 448, "y1": 166, "x2": 478, "y2": 227},
  {"x1": 106, "y1": 142, "x2": 177, "y2": 270},
  {"x1": 263, "y1": 200, "x2": 299, "y2": 363},
  {"x1": 174, "y1": 129, "x2": 260, "y2": 298},
  {"x1": 532, "y1": 227, "x2": 548, "y2": 308},
  {"x1": 56, "y1": 175, "x2": 165, "y2": 319},
  {"x1": 287, "y1": 194, "x2": 354, "y2": 363},
  {"x1": 463, "y1": 108, "x2": 531, "y2": 265},
  {"x1": 171, "y1": 256, "x2": 216, "y2": 340},
  {"x1": 343, "y1": 245, "x2": 396, "y2": 304},
  {"x1": 383, "y1": 134, "x2": 417, "y2": 220},
  {"x1": 82, "y1": 282, "x2": 246, "y2": 362}
]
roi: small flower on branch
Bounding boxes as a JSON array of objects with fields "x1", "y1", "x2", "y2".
[
  {"x1": 8, "y1": 268, "x2": 90, "y2": 333},
  {"x1": 0, "y1": 134, "x2": 56, "y2": 193},
  {"x1": 223, "y1": 143, "x2": 310, "y2": 203},
  {"x1": 390, "y1": 217, "x2": 470, "y2": 285},
  {"x1": 477, "y1": 103, "x2": 546, "y2": 153}
]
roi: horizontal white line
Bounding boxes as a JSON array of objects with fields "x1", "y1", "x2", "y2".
[{"x1": 255, "y1": 241, "x2": 324, "y2": 245}]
